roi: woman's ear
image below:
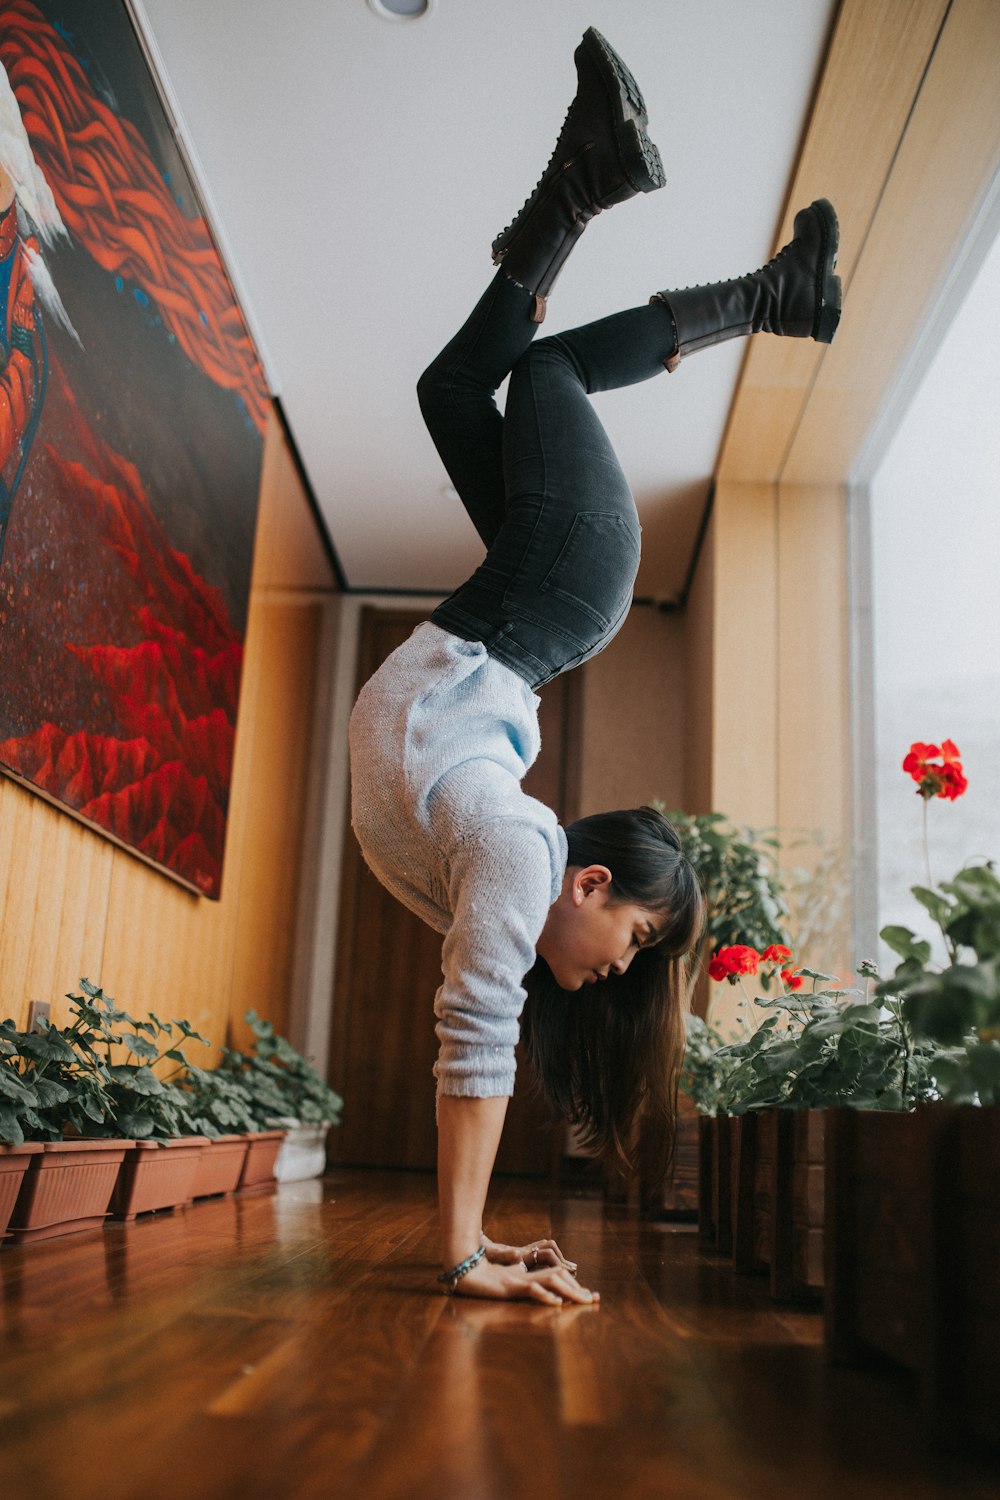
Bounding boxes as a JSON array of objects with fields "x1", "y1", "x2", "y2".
[{"x1": 571, "y1": 864, "x2": 613, "y2": 904}]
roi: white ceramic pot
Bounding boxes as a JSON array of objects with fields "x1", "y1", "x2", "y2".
[{"x1": 273, "y1": 1119, "x2": 331, "y2": 1183}]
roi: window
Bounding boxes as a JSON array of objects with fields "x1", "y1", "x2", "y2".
[{"x1": 859, "y1": 226, "x2": 1000, "y2": 967}]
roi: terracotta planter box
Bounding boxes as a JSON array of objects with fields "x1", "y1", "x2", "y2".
[
  {"x1": 824, "y1": 1104, "x2": 1000, "y2": 1449},
  {"x1": 192, "y1": 1134, "x2": 249, "y2": 1200},
  {"x1": 7, "y1": 1139, "x2": 133, "y2": 1244},
  {"x1": 110, "y1": 1137, "x2": 210, "y2": 1222},
  {"x1": 237, "y1": 1129, "x2": 285, "y2": 1194},
  {"x1": 1, "y1": 1142, "x2": 44, "y2": 1240}
]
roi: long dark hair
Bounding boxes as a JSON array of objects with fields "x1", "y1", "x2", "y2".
[{"x1": 520, "y1": 806, "x2": 705, "y2": 1179}]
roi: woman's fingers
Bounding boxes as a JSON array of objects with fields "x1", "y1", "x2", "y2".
[
  {"x1": 521, "y1": 1237, "x2": 577, "y2": 1271},
  {"x1": 528, "y1": 1266, "x2": 599, "y2": 1305},
  {"x1": 452, "y1": 1257, "x2": 598, "y2": 1305}
]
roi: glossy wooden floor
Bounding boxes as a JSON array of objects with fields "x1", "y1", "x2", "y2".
[{"x1": 2, "y1": 1169, "x2": 996, "y2": 1500}]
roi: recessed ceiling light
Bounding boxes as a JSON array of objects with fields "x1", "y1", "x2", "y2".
[{"x1": 367, "y1": 0, "x2": 434, "y2": 21}]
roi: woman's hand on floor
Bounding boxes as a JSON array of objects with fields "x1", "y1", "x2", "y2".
[
  {"x1": 453, "y1": 1255, "x2": 599, "y2": 1306},
  {"x1": 482, "y1": 1232, "x2": 577, "y2": 1272}
]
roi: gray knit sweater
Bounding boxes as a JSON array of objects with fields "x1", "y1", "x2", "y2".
[{"x1": 349, "y1": 621, "x2": 568, "y2": 1098}]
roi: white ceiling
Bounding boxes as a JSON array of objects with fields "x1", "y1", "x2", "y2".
[{"x1": 134, "y1": 0, "x2": 838, "y2": 597}]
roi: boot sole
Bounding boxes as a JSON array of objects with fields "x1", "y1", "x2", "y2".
[
  {"x1": 806, "y1": 197, "x2": 842, "y2": 343},
  {"x1": 581, "y1": 26, "x2": 666, "y2": 193},
  {"x1": 491, "y1": 29, "x2": 664, "y2": 263}
]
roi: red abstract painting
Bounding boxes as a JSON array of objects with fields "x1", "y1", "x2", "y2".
[{"x1": 0, "y1": 0, "x2": 267, "y2": 897}]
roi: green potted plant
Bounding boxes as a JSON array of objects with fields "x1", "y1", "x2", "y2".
[
  {"x1": 0, "y1": 1030, "x2": 44, "y2": 1239},
  {"x1": 70, "y1": 984, "x2": 217, "y2": 1222},
  {"x1": 824, "y1": 739, "x2": 1000, "y2": 1448},
  {"x1": 1, "y1": 992, "x2": 133, "y2": 1243},
  {"x1": 220, "y1": 1011, "x2": 343, "y2": 1185},
  {"x1": 647, "y1": 806, "x2": 791, "y2": 1218},
  {"x1": 693, "y1": 943, "x2": 934, "y2": 1295},
  {"x1": 175, "y1": 1060, "x2": 266, "y2": 1200}
]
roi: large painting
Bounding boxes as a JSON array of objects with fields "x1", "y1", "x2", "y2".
[{"x1": 0, "y1": 0, "x2": 267, "y2": 898}]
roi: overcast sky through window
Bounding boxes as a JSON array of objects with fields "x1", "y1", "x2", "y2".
[{"x1": 870, "y1": 227, "x2": 1000, "y2": 963}]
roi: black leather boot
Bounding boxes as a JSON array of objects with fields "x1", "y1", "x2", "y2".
[
  {"x1": 650, "y1": 198, "x2": 842, "y2": 371},
  {"x1": 492, "y1": 27, "x2": 665, "y2": 323}
]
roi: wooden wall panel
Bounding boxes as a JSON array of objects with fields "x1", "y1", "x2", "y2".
[
  {"x1": 704, "y1": 479, "x2": 852, "y2": 1032},
  {"x1": 719, "y1": 0, "x2": 951, "y2": 484},
  {"x1": 709, "y1": 482, "x2": 780, "y2": 832},
  {"x1": 775, "y1": 483, "x2": 850, "y2": 846},
  {"x1": 785, "y1": 0, "x2": 1000, "y2": 482},
  {"x1": 776, "y1": 482, "x2": 852, "y2": 974},
  {"x1": 578, "y1": 608, "x2": 688, "y2": 818},
  {"x1": 228, "y1": 597, "x2": 328, "y2": 1054},
  {"x1": 682, "y1": 508, "x2": 716, "y2": 816},
  {"x1": 0, "y1": 788, "x2": 113, "y2": 1030},
  {"x1": 250, "y1": 413, "x2": 337, "y2": 592}
]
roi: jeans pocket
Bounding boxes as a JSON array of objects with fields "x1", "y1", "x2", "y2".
[{"x1": 539, "y1": 512, "x2": 641, "y2": 630}]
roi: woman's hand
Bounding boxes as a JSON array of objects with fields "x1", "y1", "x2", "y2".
[
  {"x1": 453, "y1": 1254, "x2": 599, "y2": 1306},
  {"x1": 481, "y1": 1232, "x2": 577, "y2": 1273}
]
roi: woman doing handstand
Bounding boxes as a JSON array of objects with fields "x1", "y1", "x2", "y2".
[{"x1": 349, "y1": 28, "x2": 841, "y2": 1304}]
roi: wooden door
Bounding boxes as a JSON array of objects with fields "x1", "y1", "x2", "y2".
[{"x1": 329, "y1": 607, "x2": 580, "y2": 1174}]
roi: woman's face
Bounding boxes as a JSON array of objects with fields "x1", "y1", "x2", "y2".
[{"x1": 535, "y1": 865, "x2": 667, "y2": 992}]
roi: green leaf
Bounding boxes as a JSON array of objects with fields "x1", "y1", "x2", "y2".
[
  {"x1": 107, "y1": 1065, "x2": 165, "y2": 1096},
  {"x1": 120, "y1": 1033, "x2": 159, "y2": 1062},
  {"x1": 15, "y1": 1029, "x2": 76, "y2": 1063},
  {"x1": 171, "y1": 1019, "x2": 210, "y2": 1046},
  {"x1": 0, "y1": 1108, "x2": 25, "y2": 1145},
  {"x1": 32, "y1": 1078, "x2": 71, "y2": 1108},
  {"x1": 911, "y1": 885, "x2": 953, "y2": 927},
  {"x1": 879, "y1": 925, "x2": 932, "y2": 964}
]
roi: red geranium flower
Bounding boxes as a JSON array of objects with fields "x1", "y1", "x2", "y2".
[
  {"x1": 761, "y1": 944, "x2": 792, "y2": 964},
  {"x1": 902, "y1": 738, "x2": 968, "y2": 801},
  {"x1": 708, "y1": 944, "x2": 761, "y2": 981},
  {"x1": 781, "y1": 968, "x2": 804, "y2": 991}
]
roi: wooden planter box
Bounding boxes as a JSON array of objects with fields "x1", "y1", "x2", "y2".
[
  {"x1": 7, "y1": 1139, "x2": 133, "y2": 1244},
  {"x1": 771, "y1": 1109, "x2": 825, "y2": 1302},
  {"x1": 0, "y1": 1142, "x2": 44, "y2": 1239},
  {"x1": 109, "y1": 1137, "x2": 210, "y2": 1222},
  {"x1": 697, "y1": 1114, "x2": 715, "y2": 1240},
  {"x1": 732, "y1": 1110, "x2": 776, "y2": 1276},
  {"x1": 192, "y1": 1134, "x2": 249, "y2": 1200},
  {"x1": 824, "y1": 1104, "x2": 1000, "y2": 1449},
  {"x1": 700, "y1": 1110, "x2": 826, "y2": 1302},
  {"x1": 237, "y1": 1129, "x2": 285, "y2": 1194},
  {"x1": 697, "y1": 1115, "x2": 740, "y2": 1254},
  {"x1": 651, "y1": 1094, "x2": 700, "y2": 1217}
]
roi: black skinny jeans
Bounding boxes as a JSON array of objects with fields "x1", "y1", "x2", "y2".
[{"x1": 420, "y1": 272, "x2": 678, "y2": 688}]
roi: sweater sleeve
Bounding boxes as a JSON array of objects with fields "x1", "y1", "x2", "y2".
[{"x1": 433, "y1": 819, "x2": 560, "y2": 1099}]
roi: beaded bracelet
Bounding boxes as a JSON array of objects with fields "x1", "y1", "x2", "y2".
[{"x1": 437, "y1": 1243, "x2": 487, "y2": 1294}]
